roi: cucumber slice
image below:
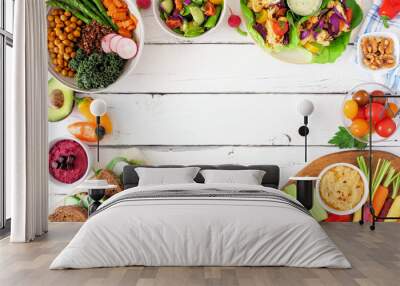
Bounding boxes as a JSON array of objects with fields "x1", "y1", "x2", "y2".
[
  {"x1": 64, "y1": 195, "x2": 80, "y2": 206},
  {"x1": 189, "y1": 6, "x2": 205, "y2": 25},
  {"x1": 160, "y1": 0, "x2": 174, "y2": 14}
]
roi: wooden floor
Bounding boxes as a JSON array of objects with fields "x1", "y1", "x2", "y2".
[{"x1": 0, "y1": 223, "x2": 399, "y2": 286}]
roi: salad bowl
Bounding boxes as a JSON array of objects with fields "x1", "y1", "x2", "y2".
[
  {"x1": 47, "y1": 1, "x2": 144, "y2": 93},
  {"x1": 153, "y1": 0, "x2": 226, "y2": 40},
  {"x1": 342, "y1": 82, "x2": 400, "y2": 143}
]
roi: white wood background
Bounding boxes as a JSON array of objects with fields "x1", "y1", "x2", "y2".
[{"x1": 49, "y1": 0, "x2": 400, "y2": 209}]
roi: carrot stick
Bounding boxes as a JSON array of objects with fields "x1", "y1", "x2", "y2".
[{"x1": 373, "y1": 166, "x2": 397, "y2": 216}]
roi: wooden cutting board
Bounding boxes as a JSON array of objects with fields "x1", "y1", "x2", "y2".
[{"x1": 284, "y1": 150, "x2": 400, "y2": 187}]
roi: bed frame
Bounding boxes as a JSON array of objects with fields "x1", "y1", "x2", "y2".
[{"x1": 123, "y1": 165, "x2": 280, "y2": 190}]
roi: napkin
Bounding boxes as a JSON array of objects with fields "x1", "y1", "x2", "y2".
[{"x1": 357, "y1": 0, "x2": 400, "y2": 91}]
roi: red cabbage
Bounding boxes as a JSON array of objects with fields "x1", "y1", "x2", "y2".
[
  {"x1": 300, "y1": 30, "x2": 310, "y2": 40},
  {"x1": 253, "y1": 23, "x2": 267, "y2": 40},
  {"x1": 329, "y1": 13, "x2": 340, "y2": 35},
  {"x1": 184, "y1": 0, "x2": 191, "y2": 4}
]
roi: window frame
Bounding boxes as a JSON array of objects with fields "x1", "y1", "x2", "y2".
[{"x1": 0, "y1": 0, "x2": 13, "y2": 233}]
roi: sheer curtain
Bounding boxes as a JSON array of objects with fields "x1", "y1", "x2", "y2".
[{"x1": 8, "y1": 0, "x2": 48, "y2": 242}]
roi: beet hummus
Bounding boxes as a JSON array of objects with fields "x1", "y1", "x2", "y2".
[{"x1": 49, "y1": 139, "x2": 88, "y2": 184}]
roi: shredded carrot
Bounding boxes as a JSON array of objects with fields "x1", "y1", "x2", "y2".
[
  {"x1": 103, "y1": 0, "x2": 113, "y2": 8},
  {"x1": 118, "y1": 28, "x2": 132, "y2": 37},
  {"x1": 175, "y1": 0, "x2": 183, "y2": 11},
  {"x1": 113, "y1": 0, "x2": 127, "y2": 8}
]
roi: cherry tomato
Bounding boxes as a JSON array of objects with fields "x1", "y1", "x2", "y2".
[
  {"x1": 350, "y1": 119, "x2": 369, "y2": 138},
  {"x1": 386, "y1": 102, "x2": 399, "y2": 118},
  {"x1": 272, "y1": 20, "x2": 289, "y2": 36},
  {"x1": 166, "y1": 17, "x2": 182, "y2": 29},
  {"x1": 364, "y1": 103, "x2": 385, "y2": 124},
  {"x1": 376, "y1": 118, "x2": 397, "y2": 138},
  {"x1": 371, "y1": 90, "x2": 387, "y2": 105},
  {"x1": 354, "y1": 106, "x2": 366, "y2": 120},
  {"x1": 352, "y1": 90, "x2": 369, "y2": 106},
  {"x1": 343, "y1": 99, "x2": 359, "y2": 119}
]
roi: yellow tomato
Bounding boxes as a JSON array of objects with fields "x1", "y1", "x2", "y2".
[
  {"x1": 256, "y1": 9, "x2": 268, "y2": 24},
  {"x1": 343, "y1": 99, "x2": 359, "y2": 119},
  {"x1": 350, "y1": 119, "x2": 369, "y2": 138},
  {"x1": 386, "y1": 102, "x2": 399, "y2": 118},
  {"x1": 209, "y1": 0, "x2": 223, "y2": 5}
]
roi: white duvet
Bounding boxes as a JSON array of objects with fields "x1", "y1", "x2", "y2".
[{"x1": 50, "y1": 183, "x2": 351, "y2": 269}]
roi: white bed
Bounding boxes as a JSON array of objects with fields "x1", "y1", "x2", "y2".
[{"x1": 50, "y1": 183, "x2": 351, "y2": 269}]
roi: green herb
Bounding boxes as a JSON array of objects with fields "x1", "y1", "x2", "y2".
[
  {"x1": 70, "y1": 49, "x2": 126, "y2": 90},
  {"x1": 328, "y1": 126, "x2": 367, "y2": 149},
  {"x1": 204, "y1": 6, "x2": 222, "y2": 29}
]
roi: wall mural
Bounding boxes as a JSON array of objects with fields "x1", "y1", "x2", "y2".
[{"x1": 47, "y1": 0, "x2": 400, "y2": 225}]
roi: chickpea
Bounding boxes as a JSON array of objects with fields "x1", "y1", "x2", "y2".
[
  {"x1": 55, "y1": 28, "x2": 62, "y2": 36},
  {"x1": 77, "y1": 20, "x2": 83, "y2": 26},
  {"x1": 59, "y1": 46, "x2": 65, "y2": 55},
  {"x1": 52, "y1": 58, "x2": 58, "y2": 66},
  {"x1": 53, "y1": 47, "x2": 59, "y2": 53},
  {"x1": 62, "y1": 39, "x2": 72, "y2": 46},
  {"x1": 47, "y1": 15, "x2": 54, "y2": 21},
  {"x1": 67, "y1": 33, "x2": 74, "y2": 41},
  {"x1": 57, "y1": 58, "x2": 63, "y2": 66},
  {"x1": 55, "y1": 65, "x2": 62, "y2": 73},
  {"x1": 50, "y1": 52, "x2": 56, "y2": 59},
  {"x1": 61, "y1": 69, "x2": 68, "y2": 77},
  {"x1": 70, "y1": 51, "x2": 76, "y2": 58},
  {"x1": 64, "y1": 26, "x2": 71, "y2": 33},
  {"x1": 48, "y1": 42, "x2": 55, "y2": 49},
  {"x1": 56, "y1": 23, "x2": 64, "y2": 29},
  {"x1": 63, "y1": 53, "x2": 70, "y2": 61},
  {"x1": 68, "y1": 70, "x2": 74, "y2": 77},
  {"x1": 64, "y1": 11, "x2": 72, "y2": 17},
  {"x1": 65, "y1": 20, "x2": 71, "y2": 26},
  {"x1": 54, "y1": 17, "x2": 61, "y2": 24},
  {"x1": 49, "y1": 22, "x2": 55, "y2": 28},
  {"x1": 72, "y1": 30, "x2": 80, "y2": 38},
  {"x1": 50, "y1": 9, "x2": 58, "y2": 16},
  {"x1": 60, "y1": 15, "x2": 67, "y2": 21},
  {"x1": 59, "y1": 33, "x2": 67, "y2": 41},
  {"x1": 57, "y1": 53, "x2": 63, "y2": 60},
  {"x1": 65, "y1": 46, "x2": 73, "y2": 54},
  {"x1": 69, "y1": 22, "x2": 77, "y2": 29},
  {"x1": 63, "y1": 61, "x2": 68, "y2": 67},
  {"x1": 58, "y1": 42, "x2": 65, "y2": 49}
]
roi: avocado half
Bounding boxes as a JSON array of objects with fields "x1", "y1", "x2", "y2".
[{"x1": 48, "y1": 78, "x2": 74, "y2": 122}]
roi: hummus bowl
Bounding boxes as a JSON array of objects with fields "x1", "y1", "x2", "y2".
[
  {"x1": 49, "y1": 137, "x2": 92, "y2": 190},
  {"x1": 316, "y1": 163, "x2": 368, "y2": 215}
]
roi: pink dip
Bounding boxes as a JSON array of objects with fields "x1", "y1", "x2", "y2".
[{"x1": 49, "y1": 139, "x2": 88, "y2": 184}]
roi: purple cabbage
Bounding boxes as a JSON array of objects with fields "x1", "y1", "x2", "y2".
[
  {"x1": 184, "y1": 0, "x2": 191, "y2": 5},
  {"x1": 333, "y1": 6, "x2": 349, "y2": 24},
  {"x1": 300, "y1": 30, "x2": 310, "y2": 40},
  {"x1": 172, "y1": 10, "x2": 184, "y2": 20},
  {"x1": 283, "y1": 33, "x2": 289, "y2": 45},
  {"x1": 253, "y1": 23, "x2": 267, "y2": 40},
  {"x1": 329, "y1": 13, "x2": 340, "y2": 35}
]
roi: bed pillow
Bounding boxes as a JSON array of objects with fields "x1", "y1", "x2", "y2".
[
  {"x1": 200, "y1": 169, "x2": 266, "y2": 185},
  {"x1": 136, "y1": 167, "x2": 201, "y2": 186}
]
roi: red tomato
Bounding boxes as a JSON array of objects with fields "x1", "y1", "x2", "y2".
[
  {"x1": 355, "y1": 106, "x2": 366, "y2": 120},
  {"x1": 371, "y1": 90, "x2": 387, "y2": 105},
  {"x1": 272, "y1": 20, "x2": 289, "y2": 36},
  {"x1": 376, "y1": 118, "x2": 397, "y2": 138},
  {"x1": 364, "y1": 103, "x2": 386, "y2": 124},
  {"x1": 345, "y1": 8, "x2": 353, "y2": 22},
  {"x1": 166, "y1": 17, "x2": 182, "y2": 29}
]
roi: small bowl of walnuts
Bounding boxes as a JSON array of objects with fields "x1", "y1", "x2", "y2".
[{"x1": 357, "y1": 32, "x2": 399, "y2": 73}]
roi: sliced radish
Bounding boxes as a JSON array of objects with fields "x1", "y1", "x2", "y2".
[
  {"x1": 116, "y1": 38, "x2": 138, "y2": 59},
  {"x1": 110, "y1": 35, "x2": 123, "y2": 53},
  {"x1": 101, "y1": 33, "x2": 118, "y2": 53}
]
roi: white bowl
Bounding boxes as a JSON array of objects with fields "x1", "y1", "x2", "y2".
[
  {"x1": 48, "y1": 2, "x2": 144, "y2": 93},
  {"x1": 153, "y1": 1, "x2": 226, "y2": 40},
  {"x1": 357, "y1": 32, "x2": 400, "y2": 74},
  {"x1": 315, "y1": 163, "x2": 368, "y2": 216},
  {"x1": 48, "y1": 137, "x2": 92, "y2": 191}
]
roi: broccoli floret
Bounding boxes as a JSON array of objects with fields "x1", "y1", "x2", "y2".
[
  {"x1": 69, "y1": 49, "x2": 86, "y2": 71},
  {"x1": 71, "y1": 50, "x2": 126, "y2": 90}
]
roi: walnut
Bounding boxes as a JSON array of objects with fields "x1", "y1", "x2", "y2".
[{"x1": 361, "y1": 36, "x2": 397, "y2": 70}]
